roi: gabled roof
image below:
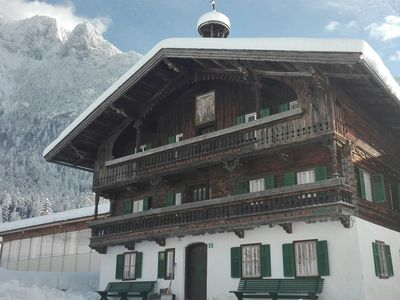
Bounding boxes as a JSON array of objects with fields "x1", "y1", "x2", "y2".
[{"x1": 43, "y1": 38, "x2": 400, "y2": 171}]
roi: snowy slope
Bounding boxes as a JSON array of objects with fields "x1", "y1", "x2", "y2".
[
  {"x1": 0, "y1": 268, "x2": 99, "y2": 300},
  {"x1": 0, "y1": 16, "x2": 141, "y2": 221}
]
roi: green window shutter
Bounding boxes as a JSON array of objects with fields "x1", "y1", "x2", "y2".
[
  {"x1": 372, "y1": 242, "x2": 381, "y2": 276},
  {"x1": 264, "y1": 175, "x2": 276, "y2": 190},
  {"x1": 168, "y1": 136, "x2": 175, "y2": 144},
  {"x1": 234, "y1": 115, "x2": 245, "y2": 125},
  {"x1": 315, "y1": 166, "x2": 328, "y2": 181},
  {"x1": 235, "y1": 180, "x2": 248, "y2": 194},
  {"x1": 135, "y1": 252, "x2": 143, "y2": 279},
  {"x1": 259, "y1": 108, "x2": 271, "y2": 118},
  {"x1": 282, "y1": 243, "x2": 295, "y2": 277},
  {"x1": 166, "y1": 191, "x2": 175, "y2": 206},
  {"x1": 317, "y1": 240, "x2": 330, "y2": 276},
  {"x1": 260, "y1": 244, "x2": 271, "y2": 277},
  {"x1": 123, "y1": 200, "x2": 133, "y2": 214},
  {"x1": 372, "y1": 174, "x2": 386, "y2": 203},
  {"x1": 157, "y1": 251, "x2": 166, "y2": 279},
  {"x1": 230, "y1": 247, "x2": 241, "y2": 278},
  {"x1": 284, "y1": 171, "x2": 296, "y2": 186},
  {"x1": 357, "y1": 168, "x2": 366, "y2": 199},
  {"x1": 278, "y1": 102, "x2": 289, "y2": 113},
  {"x1": 385, "y1": 245, "x2": 394, "y2": 277},
  {"x1": 115, "y1": 254, "x2": 124, "y2": 280},
  {"x1": 143, "y1": 197, "x2": 150, "y2": 211}
]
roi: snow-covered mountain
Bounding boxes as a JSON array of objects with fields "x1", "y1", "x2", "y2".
[{"x1": 0, "y1": 16, "x2": 141, "y2": 221}]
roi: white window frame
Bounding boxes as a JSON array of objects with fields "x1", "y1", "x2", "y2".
[
  {"x1": 249, "y1": 178, "x2": 265, "y2": 193},
  {"x1": 139, "y1": 144, "x2": 149, "y2": 152},
  {"x1": 289, "y1": 100, "x2": 298, "y2": 110},
  {"x1": 165, "y1": 248, "x2": 175, "y2": 280},
  {"x1": 175, "y1": 192, "x2": 182, "y2": 205},
  {"x1": 294, "y1": 240, "x2": 318, "y2": 277},
  {"x1": 176, "y1": 133, "x2": 183, "y2": 142},
  {"x1": 362, "y1": 170, "x2": 373, "y2": 202},
  {"x1": 123, "y1": 252, "x2": 136, "y2": 280},
  {"x1": 245, "y1": 112, "x2": 257, "y2": 123},
  {"x1": 133, "y1": 199, "x2": 144, "y2": 213},
  {"x1": 296, "y1": 170, "x2": 316, "y2": 185},
  {"x1": 241, "y1": 244, "x2": 261, "y2": 278},
  {"x1": 377, "y1": 242, "x2": 389, "y2": 277}
]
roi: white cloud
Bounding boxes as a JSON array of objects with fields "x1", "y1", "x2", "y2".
[
  {"x1": 390, "y1": 51, "x2": 400, "y2": 61},
  {"x1": 367, "y1": 15, "x2": 400, "y2": 41},
  {"x1": 324, "y1": 20, "x2": 358, "y2": 33},
  {"x1": 0, "y1": 0, "x2": 111, "y2": 33},
  {"x1": 325, "y1": 21, "x2": 340, "y2": 32}
]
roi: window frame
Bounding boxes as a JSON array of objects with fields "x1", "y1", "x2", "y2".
[
  {"x1": 245, "y1": 112, "x2": 257, "y2": 123},
  {"x1": 191, "y1": 184, "x2": 209, "y2": 202},
  {"x1": 133, "y1": 199, "x2": 144, "y2": 213},
  {"x1": 293, "y1": 239, "x2": 319, "y2": 278},
  {"x1": 375, "y1": 240, "x2": 390, "y2": 279},
  {"x1": 296, "y1": 169, "x2": 316, "y2": 185},
  {"x1": 164, "y1": 248, "x2": 175, "y2": 280},
  {"x1": 240, "y1": 243, "x2": 262, "y2": 279},
  {"x1": 122, "y1": 251, "x2": 137, "y2": 281},
  {"x1": 249, "y1": 178, "x2": 265, "y2": 193}
]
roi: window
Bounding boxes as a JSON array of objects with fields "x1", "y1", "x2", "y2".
[
  {"x1": 289, "y1": 101, "x2": 298, "y2": 110},
  {"x1": 165, "y1": 249, "x2": 175, "y2": 280},
  {"x1": 115, "y1": 252, "x2": 143, "y2": 280},
  {"x1": 282, "y1": 240, "x2": 329, "y2": 277},
  {"x1": 123, "y1": 252, "x2": 137, "y2": 280},
  {"x1": 249, "y1": 178, "x2": 265, "y2": 193},
  {"x1": 297, "y1": 170, "x2": 315, "y2": 185},
  {"x1": 176, "y1": 133, "x2": 183, "y2": 142},
  {"x1": 241, "y1": 244, "x2": 261, "y2": 278},
  {"x1": 391, "y1": 183, "x2": 400, "y2": 211},
  {"x1": 245, "y1": 112, "x2": 257, "y2": 123},
  {"x1": 357, "y1": 169, "x2": 386, "y2": 203},
  {"x1": 294, "y1": 241, "x2": 318, "y2": 277},
  {"x1": 231, "y1": 244, "x2": 271, "y2": 278},
  {"x1": 372, "y1": 241, "x2": 394, "y2": 278},
  {"x1": 175, "y1": 193, "x2": 182, "y2": 205},
  {"x1": 192, "y1": 185, "x2": 208, "y2": 202},
  {"x1": 133, "y1": 200, "x2": 143, "y2": 213}
]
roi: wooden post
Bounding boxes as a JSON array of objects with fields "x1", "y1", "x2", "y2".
[
  {"x1": 330, "y1": 139, "x2": 339, "y2": 178},
  {"x1": 94, "y1": 193, "x2": 100, "y2": 220},
  {"x1": 134, "y1": 119, "x2": 142, "y2": 149}
]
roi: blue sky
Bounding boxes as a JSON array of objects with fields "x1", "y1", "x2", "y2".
[{"x1": 2, "y1": 0, "x2": 400, "y2": 75}]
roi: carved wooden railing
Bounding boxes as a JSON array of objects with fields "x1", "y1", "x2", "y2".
[
  {"x1": 89, "y1": 179, "x2": 353, "y2": 249},
  {"x1": 93, "y1": 109, "x2": 332, "y2": 189}
]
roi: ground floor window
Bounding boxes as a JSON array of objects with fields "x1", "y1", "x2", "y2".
[
  {"x1": 123, "y1": 252, "x2": 136, "y2": 280},
  {"x1": 372, "y1": 241, "x2": 394, "y2": 278},
  {"x1": 158, "y1": 248, "x2": 175, "y2": 279},
  {"x1": 294, "y1": 240, "x2": 318, "y2": 277},
  {"x1": 241, "y1": 244, "x2": 261, "y2": 278}
]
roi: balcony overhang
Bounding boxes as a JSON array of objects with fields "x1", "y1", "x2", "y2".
[{"x1": 89, "y1": 178, "x2": 354, "y2": 250}]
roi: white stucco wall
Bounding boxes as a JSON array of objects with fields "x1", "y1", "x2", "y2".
[
  {"x1": 100, "y1": 218, "x2": 400, "y2": 300},
  {"x1": 355, "y1": 218, "x2": 400, "y2": 300}
]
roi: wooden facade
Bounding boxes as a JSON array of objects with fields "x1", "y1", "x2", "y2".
[{"x1": 43, "y1": 44, "x2": 400, "y2": 254}]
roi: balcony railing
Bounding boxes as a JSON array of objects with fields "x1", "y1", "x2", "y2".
[
  {"x1": 89, "y1": 178, "x2": 353, "y2": 250},
  {"x1": 93, "y1": 108, "x2": 332, "y2": 190}
]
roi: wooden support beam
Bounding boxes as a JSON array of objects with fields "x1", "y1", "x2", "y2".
[
  {"x1": 94, "y1": 193, "x2": 100, "y2": 220},
  {"x1": 155, "y1": 238, "x2": 166, "y2": 247},
  {"x1": 280, "y1": 223, "x2": 293, "y2": 234},
  {"x1": 124, "y1": 242, "x2": 135, "y2": 250},
  {"x1": 234, "y1": 229, "x2": 245, "y2": 239},
  {"x1": 324, "y1": 72, "x2": 371, "y2": 80}
]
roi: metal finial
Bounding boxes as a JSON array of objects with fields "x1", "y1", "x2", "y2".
[{"x1": 211, "y1": 0, "x2": 216, "y2": 11}]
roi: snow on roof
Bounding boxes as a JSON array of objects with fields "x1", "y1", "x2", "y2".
[
  {"x1": 43, "y1": 38, "x2": 400, "y2": 159},
  {"x1": 0, "y1": 203, "x2": 109, "y2": 233}
]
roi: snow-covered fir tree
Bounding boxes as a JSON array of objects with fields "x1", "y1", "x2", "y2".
[{"x1": 0, "y1": 16, "x2": 141, "y2": 221}]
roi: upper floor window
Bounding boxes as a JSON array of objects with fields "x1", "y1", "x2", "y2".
[
  {"x1": 192, "y1": 185, "x2": 208, "y2": 202},
  {"x1": 249, "y1": 178, "x2": 265, "y2": 193},
  {"x1": 297, "y1": 170, "x2": 315, "y2": 185},
  {"x1": 357, "y1": 169, "x2": 386, "y2": 203}
]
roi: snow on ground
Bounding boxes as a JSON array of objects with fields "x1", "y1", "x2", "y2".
[{"x1": 0, "y1": 268, "x2": 99, "y2": 300}]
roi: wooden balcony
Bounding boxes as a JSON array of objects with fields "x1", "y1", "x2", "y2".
[
  {"x1": 93, "y1": 109, "x2": 333, "y2": 190},
  {"x1": 89, "y1": 178, "x2": 354, "y2": 251}
]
